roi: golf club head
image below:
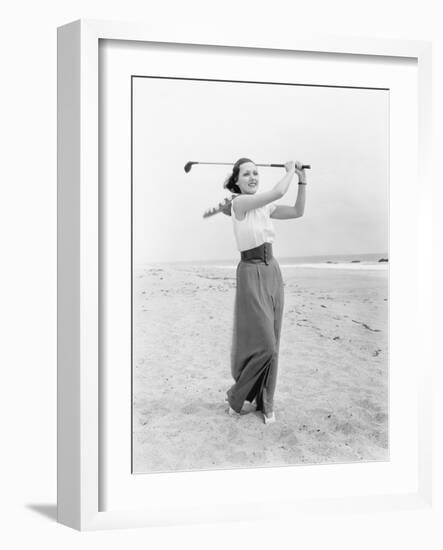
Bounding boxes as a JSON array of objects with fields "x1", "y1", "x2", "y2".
[{"x1": 184, "y1": 161, "x2": 196, "y2": 173}]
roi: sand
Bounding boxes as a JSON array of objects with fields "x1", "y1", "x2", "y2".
[{"x1": 132, "y1": 263, "x2": 389, "y2": 473}]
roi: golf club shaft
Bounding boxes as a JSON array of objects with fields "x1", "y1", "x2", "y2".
[
  {"x1": 192, "y1": 162, "x2": 311, "y2": 170},
  {"x1": 266, "y1": 163, "x2": 311, "y2": 170}
]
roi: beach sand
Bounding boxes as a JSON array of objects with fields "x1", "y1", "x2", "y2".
[{"x1": 133, "y1": 263, "x2": 389, "y2": 473}]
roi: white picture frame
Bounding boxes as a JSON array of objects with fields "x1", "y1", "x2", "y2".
[{"x1": 57, "y1": 19, "x2": 433, "y2": 531}]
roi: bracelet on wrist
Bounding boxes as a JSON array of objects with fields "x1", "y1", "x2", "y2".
[{"x1": 298, "y1": 181, "x2": 307, "y2": 185}]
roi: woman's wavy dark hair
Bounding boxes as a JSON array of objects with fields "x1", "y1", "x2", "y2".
[{"x1": 223, "y1": 158, "x2": 255, "y2": 194}]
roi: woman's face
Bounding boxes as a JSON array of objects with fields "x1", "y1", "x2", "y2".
[{"x1": 236, "y1": 162, "x2": 259, "y2": 194}]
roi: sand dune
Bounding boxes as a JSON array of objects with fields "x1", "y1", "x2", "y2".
[{"x1": 132, "y1": 263, "x2": 388, "y2": 473}]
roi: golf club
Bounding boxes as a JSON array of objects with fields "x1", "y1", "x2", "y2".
[{"x1": 184, "y1": 161, "x2": 311, "y2": 173}]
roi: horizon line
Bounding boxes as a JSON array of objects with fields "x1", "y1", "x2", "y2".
[{"x1": 137, "y1": 252, "x2": 389, "y2": 265}]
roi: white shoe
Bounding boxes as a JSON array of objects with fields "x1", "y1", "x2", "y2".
[
  {"x1": 228, "y1": 406, "x2": 240, "y2": 417},
  {"x1": 241, "y1": 401, "x2": 256, "y2": 414},
  {"x1": 264, "y1": 412, "x2": 276, "y2": 424}
]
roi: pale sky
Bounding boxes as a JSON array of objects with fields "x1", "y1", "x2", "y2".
[{"x1": 133, "y1": 77, "x2": 389, "y2": 264}]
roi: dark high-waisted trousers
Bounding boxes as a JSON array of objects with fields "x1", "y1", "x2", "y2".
[{"x1": 226, "y1": 257, "x2": 284, "y2": 415}]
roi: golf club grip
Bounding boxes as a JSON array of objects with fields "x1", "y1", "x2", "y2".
[{"x1": 270, "y1": 163, "x2": 311, "y2": 170}]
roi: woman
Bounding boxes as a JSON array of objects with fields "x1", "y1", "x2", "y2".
[{"x1": 224, "y1": 157, "x2": 307, "y2": 424}]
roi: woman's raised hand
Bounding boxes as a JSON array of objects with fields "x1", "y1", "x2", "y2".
[
  {"x1": 284, "y1": 160, "x2": 296, "y2": 173},
  {"x1": 294, "y1": 160, "x2": 306, "y2": 181},
  {"x1": 284, "y1": 160, "x2": 306, "y2": 181}
]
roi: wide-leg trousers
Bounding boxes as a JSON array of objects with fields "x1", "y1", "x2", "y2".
[{"x1": 226, "y1": 257, "x2": 284, "y2": 415}]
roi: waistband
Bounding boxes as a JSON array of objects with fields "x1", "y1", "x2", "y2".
[{"x1": 240, "y1": 242, "x2": 273, "y2": 265}]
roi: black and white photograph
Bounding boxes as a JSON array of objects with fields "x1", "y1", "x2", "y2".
[{"x1": 131, "y1": 76, "x2": 389, "y2": 473}]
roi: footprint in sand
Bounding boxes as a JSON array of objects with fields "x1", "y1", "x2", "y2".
[
  {"x1": 279, "y1": 426, "x2": 295, "y2": 439},
  {"x1": 285, "y1": 435, "x2": 299, "y2": 447},
  {"x1": 181, "y1": 403, "x2": 200, "y2": 415},
  {"x1": 333, "y1": 421, "x2": 356, "y2": 435},
  {"x1": 374, "y1": 412, "x2": 388, "y2": 423}
]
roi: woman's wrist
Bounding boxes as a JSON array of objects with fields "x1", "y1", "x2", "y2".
[{"x1": 297, "y1": 171, "x2": 307, "y2": 185}]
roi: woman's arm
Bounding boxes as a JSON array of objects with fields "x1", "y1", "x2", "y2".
[
  {"x1": 271, "y1": 165, "x2": 307, "y2": 220},
  {"x1": 233, "y1": 161, "x2": 296, "y2": 218}
]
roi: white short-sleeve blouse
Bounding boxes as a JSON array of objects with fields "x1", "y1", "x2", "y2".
[{"x1": 231, "y1": 199, "x2": 277, "y2": 252}]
